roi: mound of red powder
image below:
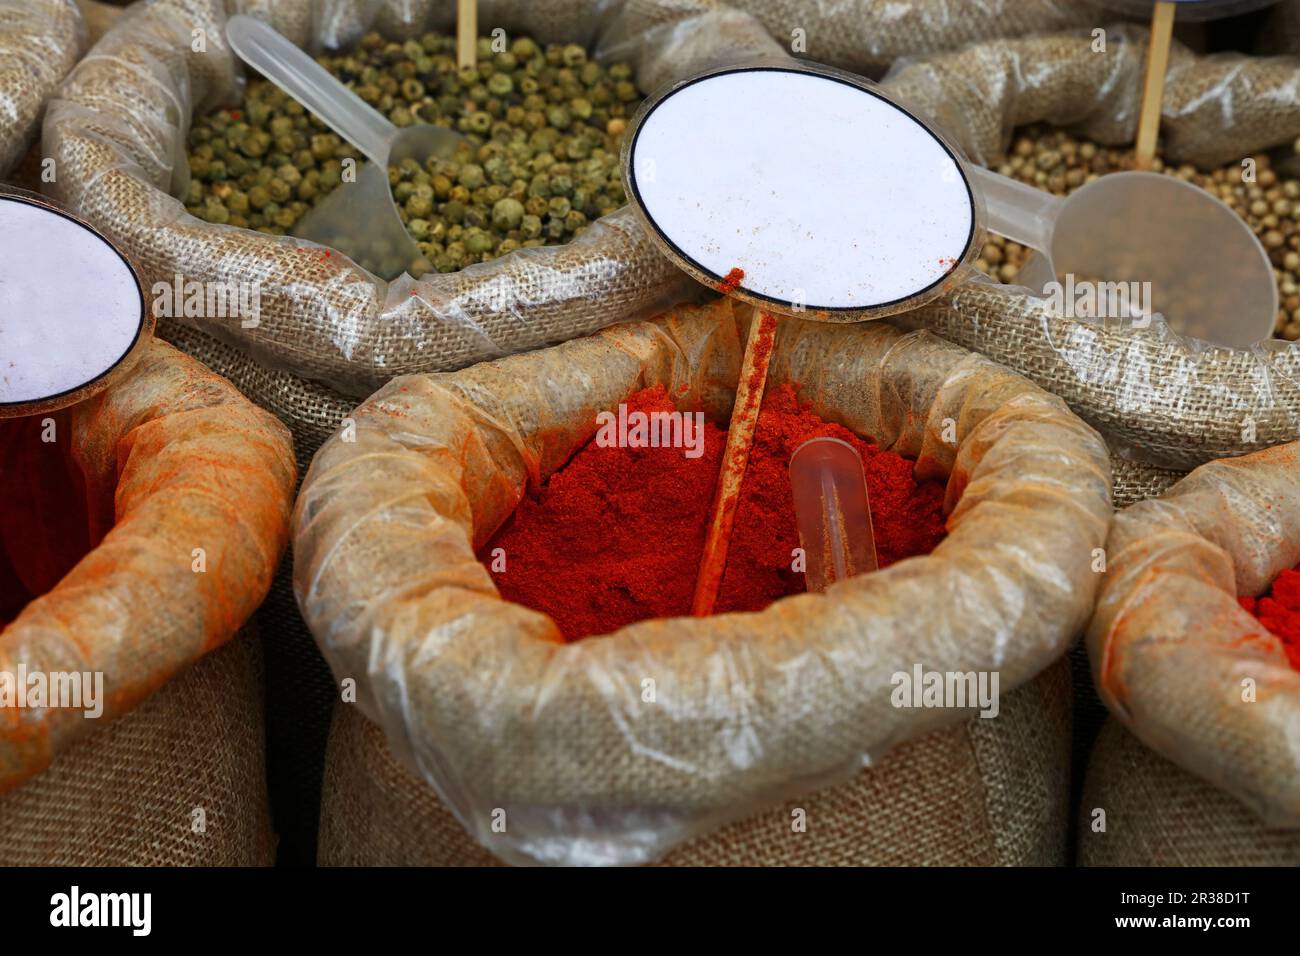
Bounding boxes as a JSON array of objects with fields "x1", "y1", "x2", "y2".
[
  {"x1": 1240, "y1": 566, "x2": 1300, "y2": 670},
  {"x1": 483, "y1": 383, "x2": 947, "y2": 641}
]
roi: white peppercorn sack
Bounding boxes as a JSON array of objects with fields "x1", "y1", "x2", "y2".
[
  {"x1": 884, "y1": 26, "x2": 1300, "y2": 470},
  {"x1": 40, "y1": 0, "x2": 792, "y2": 399},
  {"x1": 1087, "y1": 441, "x2": 1300, "y2": 828},
  {"x1": 720, "y1": 0, "x2": 1095, "y2": 77},
  {"x1": 0, "y1": 0, "x2": 84, "y2": 177},
  {"x1": 293, "y1": 298, "x2": 1113, "y2": 866},
  {"x1": 0, "y1": 629, "x2": 275, "y2": 866},
  {"x1": 1078, "y1": 719, "x2": 1300, "y2": 866},
  {"x1": 0, "y1": 338, "x2": 296, "y2": 793}
]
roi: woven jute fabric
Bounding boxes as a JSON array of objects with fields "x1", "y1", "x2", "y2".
[
  {"x1": 1109, "y1": 455, "x2": 1183, "y2": 509},
  {"x1": 1079, "y1": 720, "x2": 1300, "y2": 866},
  {"x1": 319, "y1": 658, "x2": 1071, "y2": 867},
  {"x1": 727, "y1": 0, "x2": 1093, "y2": 77},
  {"x1": 893, "y1": 281, "x2": 1300, "y2": 472},
  {"x1": 1088, "y1": 442, "x2": 1300, "y2": 827},
  {"x1": 884, "y1": 29, "x2": 1300, "y2": 472},
  {"x1": 0, "y1": 630, "x2": 274, "y2": 866},
  {"x1": 40, "y1": 0, "x2": 790, "y2": 398},
  {"x1": 884, "y1": 23, "x2": 1300, "y2": 168},
  {"x1": 294, "y1": 299, "x2": 1111, "y2": 865},
  {"x1": 0, "y1": 0, "x2": 84, "y2": 177}
]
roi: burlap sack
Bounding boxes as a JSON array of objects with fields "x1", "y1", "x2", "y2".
[
  {"x1": 0, "y1": 338, "x2": 296, "y2": 792},
  {"x1": 884, "y1": 23, "x2": 1300, "y2": 168},
  {"x1": 883, "y1": 28, "x2": 1300, "y2": 471},
  {"x1": 719, "y1": 0, "x2": 1095, "y2": 77},
  {"x1": 293, "y1": 298, "x2": 1111, "y2": 865},
  {"x1": 1079, "y1": 720, "x2": 1300, "y2": 866},
  {"x1": 0, "y1": 629, "x2": 274, "y2": 866},
  {"x1": 319, "y1": 657, "x2": 1072, "y2": 867},
  {"x1": 40, "y1": 0, "x2": 798, "y2": 398},
  {"x1": 0, "y1": 0, "x2": 84, "y2": 177},
  {"x1": 1087, "y1": 441, "x2": 1300, "y2": 828}
]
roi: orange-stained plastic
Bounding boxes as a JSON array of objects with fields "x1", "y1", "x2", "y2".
[{"x1": 0, "y1": 340, "x2": 296, "y2": 793}]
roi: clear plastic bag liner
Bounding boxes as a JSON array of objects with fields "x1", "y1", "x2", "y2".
[
  {"x1": 0, "y1": 340, "x2": 296, "y2": 793},
  {"x1": 882, "y1": 27, "x2": 1300, "y2": 470},
  {"x1": 292, "y1": 298, "x2": 1112, "y2": 865},
  {"x1": 41, "y1": 0, "x2": 793, "y2": 398},
  {"x1": 1087, "y1": 442, "x2": 1300, "y2": 826},
  {"x1": 0, "y1": 0, "x2": 85, "y2": 177},
  {"x1": 721, "y1": 0, "x2": 1095, "y2": 77}
]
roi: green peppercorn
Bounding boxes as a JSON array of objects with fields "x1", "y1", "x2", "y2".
[
  {"x1": 185, "y1": 27, "x2": 642, "y2": 269},
  {"x1": 492, "y1": 197, "x2": 525, "y2": 229}
]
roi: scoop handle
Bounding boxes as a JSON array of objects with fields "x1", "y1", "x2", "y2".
[
  {"x1": 967, "y1": 164, "x2": 1061, "y2": 256},
  {"x1": 225, "y1": 15, "x2": 394, "y2": 167}
]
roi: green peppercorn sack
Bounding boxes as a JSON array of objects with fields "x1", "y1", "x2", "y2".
[
  {"x1": 883, "y1": 26, "x2": 1300, "y2": 470},
  {"x1": 293, "y1": 298, "x2": 1112, "y2": 866},
  {"x1": 41, "y1": 0, "x2": 790, "y2": 398},
  {"x1": 1078, "y1": 720, "x2": 1300, "y2": 866},
  {"x1": 0, "y1": 0, "x2": 84, "y2": 177},
  {"x1": 1086, "y1": 442, "x2": 1300, "y2": 831}
]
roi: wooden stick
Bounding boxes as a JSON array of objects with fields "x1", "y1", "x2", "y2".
[
  {"x1": 1135, "y1": 0, "x2": 1176, "y2": 171},
  {"x1": 692, "y1": 311, "x2": 779, "y2": 617},
  {"x1": 457, "y1": 0, "x2": 477, "y2": 71}
]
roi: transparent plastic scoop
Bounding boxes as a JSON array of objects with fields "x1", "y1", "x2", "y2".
[
  {"x1": 789, "y1": 437, "x2": 878, "y2": 593},
  {"x1": 968, "y1": 165, "x2": 1278, "y2": 349},
  {"x1": 225, "y1": 15, "x2": 462, "y2": 279}
]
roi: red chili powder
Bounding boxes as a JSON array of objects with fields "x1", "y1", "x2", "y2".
[
  {"x1": 483, "y1": 383, "x2": 948, "y2": 640},
  {"x1": 1240, "y1": 565, "x2": 1300, "y2": 671},
  {"x1": 718, "y1": 267, "x2": 745, "y2": 295}
]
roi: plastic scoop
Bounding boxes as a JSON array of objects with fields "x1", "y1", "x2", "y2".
[
  {"x1": 224, "y1": 15, "x2": 463, "y2": 280},
  {"x1": 789, "y1": 437, "x2": 877, "y2": 592},
  {"x1": 974, "y1": 166, "x2": 1278, "y2": 348}
]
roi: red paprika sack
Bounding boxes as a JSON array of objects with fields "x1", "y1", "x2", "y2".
[
  {"x1": 0, "y1": 340, "x2": 296, "y2": 792},
  {"x1": 1087, "y1": 442, "x2": 1300, "y2": 828},
  {"x1": 293, "y1": 298, "x2": 1112, "y2": 865}
]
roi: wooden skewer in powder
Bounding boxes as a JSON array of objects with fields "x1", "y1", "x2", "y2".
[{"x1": 692, "y1": 307, "x2": 779, "y2": 617}]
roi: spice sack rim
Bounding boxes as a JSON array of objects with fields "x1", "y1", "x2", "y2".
[
  {"x1": 1087, "y1": 441, "x2": 1300, "y2": 827},
  {"x1": 1, "y1": 338, "x2": 297, "y2": 794},
  {"x1": 292, "y1": 297, "x2": 1112, "y2": 865}
]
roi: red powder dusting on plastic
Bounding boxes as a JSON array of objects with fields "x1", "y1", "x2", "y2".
[
  {"x1": 718, "y1": 267, "x2": 745, "y2": 295},
  {"x1": 483, "y1": 383, "x2": 948, "y2": 640},
  {"x1": 1239, "y1": 565, "x2": 1300, "y2": 670}
]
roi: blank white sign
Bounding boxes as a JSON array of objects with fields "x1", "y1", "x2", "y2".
[
  {"x1": 628, "y1": 67, "x2": 976, "y2": 314},
  {"x1": 0, "y1": 196, "x2": 145, "y2": 407}
]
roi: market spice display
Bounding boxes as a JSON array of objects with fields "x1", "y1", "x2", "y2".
[
  {"x1": 1240, "y1": 565, "x2": 1300, "y2": 671},
  {"x1": 484, "y1": 382, "x2": 948, "y2": 641},
  {"x1": 185, "y1": 30, "x2": 641, "y2": 274}
]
